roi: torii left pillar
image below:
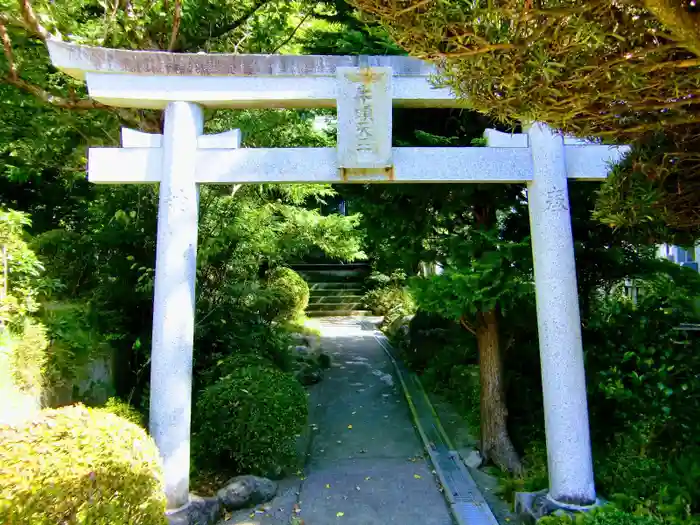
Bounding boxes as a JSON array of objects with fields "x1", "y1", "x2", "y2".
[{"x1": 149, "y1": 101, "x2": 203, "y2": 510}]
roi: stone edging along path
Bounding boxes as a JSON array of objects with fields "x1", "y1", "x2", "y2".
[{"x1": 373, "y1": 333, "x2": 501, "y2": 525}]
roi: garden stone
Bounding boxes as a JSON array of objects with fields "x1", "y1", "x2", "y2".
[
  {"x1": 463, "y1": 450, "x2": 484, "y2": 469},
  {"x1": 306, "y1": 334, "x2": 321, "y2": 352},
  {"x1": 292, "y1": 345, "x2": 309, "y2": 356},
  {"x1": 166, "y1": 495, "x2": 221, "y2": 525},
  {"x1": 216, "y1": 475, "x2": 277, "y2": 511},
  {"x1": 294, "y1": 362, "x2": 322, "y2": 386},
  {"x1": 515, "y1": 490, "x2": 602, "y2": 524}
]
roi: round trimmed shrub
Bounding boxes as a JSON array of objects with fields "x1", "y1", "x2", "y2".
[
  {"x1": 194, "y1": 365, "x2": 307, "y2": 477},
  {"x1": 102, "y1": 396, "x2": 145, "y2": 427},
  {"x1": 266, "y1": 267, "x2": 309, "y2": 321},
  {"x1": 200, "y1": 352, "x2": 277, "y2": 387},
  {"x1": 0, "y1": 404, "x2": 166, "y2": 525}
]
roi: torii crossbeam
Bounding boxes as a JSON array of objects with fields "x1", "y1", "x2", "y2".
[{"x1": 48, "y1": 40, "x2": 627, "y2": 519}]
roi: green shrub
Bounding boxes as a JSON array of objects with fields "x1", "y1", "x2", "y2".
[
  {"x1": 585, "y1": 276, "x2": 700, "y2": 447},
  {"x1": 404, "y1": 310, "x2": 474, "y2": 373},
  {"x1": 5, "y1": 318, "x2": 48, "y2": 398},
  {"x1": 41, "y1": 301, "x2": 111, "y2": 399},
  {"x1": 102, "y1": 397, "x2": 145, "y2": 427},
  {"x1": 200, "y1": 352, "x2": 276, "y2": 386},
  {"x1": 539, "y1": 507, "x2": 662, "y2": 525},
  {"x1": 363, "y1": 284, "x2": 412, "y2": 316},
  {"x1": 364, "y1": 283, "x2": 415, "y2": 330},
  {"x1": 0, "y1": 404, "x2": 166, "y2": 525},
  {"x1": 195, "y1": 315, "x2": 295, "y2": 383},
  {"x1": 266, "y1": 267, "x2": 309, "y2": 321},
  {"x1": 194, "y1": 365, "x2": 307, "y2": 477}
]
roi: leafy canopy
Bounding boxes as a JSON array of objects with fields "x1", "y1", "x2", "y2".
[{"x1": 352, "y1": 0, "x2": 700, "y2": 241}]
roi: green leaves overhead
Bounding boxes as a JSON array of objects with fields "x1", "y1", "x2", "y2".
[{"x1": 352, "y1": 0, "x2": 700, "y2": 240}]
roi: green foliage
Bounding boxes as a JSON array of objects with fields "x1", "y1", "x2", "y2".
[
  {"x1": 500, "y1": 271, "x2": 700, "y2": 524},
  {"x1": 0, "y1": 404, "x2": 166, "y2": 525},
  {"x1": 363, "y1": 276, "x2": 415, "y2": 328},
  {"x1": 585, "y1": 273, "x2": 700, "y2": 446},
  {"x1": 594, "y1": 134, "x2": 700, "y2": 244},
  {"x1": 266, "y1": 267, "x2": 310, "y2": 322},
  {"x1": 102, "y1": 397, "x2": 145, "y2": 427},
  {"x1": 0, "y1": 209, "x2": 46, "y2": 327},
  {"x1": 354, "y1": 0, "x2": 700, "y2": 238},
  {"x1": 404, "y1": 310, "x2": 481, "y2": 428},
  {"x1": 539, "y1": 507, "x2": 662, "y2": 525},
  {"x1": 200, "y1": 351, "x2": 277, "y2": 387},
  {"x1": 193, "y1": 365, "x2": 307, "y2": 477},
  {"x1": 41, "y1": 301, "x2": 112, "y2": 399},
  {"x1": 3, "y1": 318, "x2": 48, "y2": 397}
]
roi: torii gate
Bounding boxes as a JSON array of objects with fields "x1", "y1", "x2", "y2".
[{"x1": 48, "y1": 40, "x2": 628, "y2": 517}]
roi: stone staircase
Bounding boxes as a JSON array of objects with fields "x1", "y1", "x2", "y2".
[{"x1": 294, "y1": 263, "x2": 371, "y2": 317}]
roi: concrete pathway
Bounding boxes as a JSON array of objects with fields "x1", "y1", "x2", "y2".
[{"x1": 222, "y1": 317, "x2": 453, "y2": 525}]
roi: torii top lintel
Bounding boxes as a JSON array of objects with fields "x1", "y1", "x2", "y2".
[{"x1": 47, "y1": 40, "x2": 463, "y2": 110}]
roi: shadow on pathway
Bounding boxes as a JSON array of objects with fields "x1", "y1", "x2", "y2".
[{"x1": 221, "y1": 317, "x2": 453, "y2": 525}]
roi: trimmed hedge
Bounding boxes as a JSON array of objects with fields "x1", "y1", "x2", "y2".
[
  {"x1": 266, "y1": 267, "x2": 309, "y2": 321},
  {"x1": 102, "y1": 397, "x2": 145, "y2": 427},
  {"x1": 194, "y1": 365, "x2": 307, "y2": 477},
  {"x1": 0, "y1": 404, "x2": 166, "y2": 525}
]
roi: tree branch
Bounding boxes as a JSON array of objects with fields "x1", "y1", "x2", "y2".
[
  {"x1": 1, "y1": 74, "x2": 160, "y2": 131},
  {"x1": 3, "y1": 75, "x2": 107, "y2": 109},
  {"x1": 168, "y1": 0, "x2": 181, "y2": 52},
  {"x1": 642, "y1": 0, "x2": 700, "y2": 56},
  {"x1": 428, "y1": 43, "x2": 515, "y2": 59},
  {"x1": 0, "y1": 20, "x2": 18, "y2": 81},
  {"x1": 460, "y1": 316, "x2": 477, "y2": 336},
  {"x1": 270, "y1": 11, "x2": 312, "y2": 54},
  {"x1": 18, "y1": 0, "x2": 49, "y2": 41},
  {"x1": 0, "y1": 12, "x2": 29, "y2": 33},
  {"x1": 192, "y1": 0, "x2": 270, "y2": 49},
  {"x1": 395, "y1": 0, "x2": 434, "y2": 16}
]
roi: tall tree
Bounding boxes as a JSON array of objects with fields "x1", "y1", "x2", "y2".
[{"x1": 0, "y1": 0, "x2": 367, "y2": 404}]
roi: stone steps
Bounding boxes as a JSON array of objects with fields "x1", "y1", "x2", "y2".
[
  {"x1": 307, "y1": 302, "x2": 364, "y2": 312},
  {"x1": 308, "y1": 283, "x2": 363, "y2": 293},
  {"x1": 308, "y1": 294, "x2": 364, "y2": 304},
  {"x1": 293, "y1": 263, "x2": 370, "y2": 318},
  {"x1": 306, "y1": 309, "x2": 372, "y2": 318}
]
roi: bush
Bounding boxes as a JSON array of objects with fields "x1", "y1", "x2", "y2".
[
  {"x1": 41, "y1": 301, "x2": 112, "y2": 401},
  {"x1": 539, "y1": 507, "x2": 662, "y2": 525},
  {"x1": 0, "y1": 404, "x2": 166, "y2": 525},
  {"x1": 266, "y1": 267, "x2": 309, "y2": 321},
  {"x1": 194, "y1": 365, "x2": 307, "y2": 477},
  {"x1": 585, "y1": 276, "x2": 700, "y2": 446},
  {"x1": 4, "y1": 318, "x2": 49, "y2": 398},
  {"x1": 195, "y1": 315, "x2": 295, "y2": 383},
  {"x1": 403, "y1": 310, "x2": 474, "y2": 373},
  {"x1": 200, "y1": 352, "x2": 276, "y2": 387},
  {"x1": 364, "y1": 283, "x2": 415, "y2": 328},
  {"x1": 102, "y1": 397, "x2": 145, "y2": 427}
]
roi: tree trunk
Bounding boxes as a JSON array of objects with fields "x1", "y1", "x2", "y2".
[{"x1": 476, "y1": 308, "x2": 523, "y2": 473}]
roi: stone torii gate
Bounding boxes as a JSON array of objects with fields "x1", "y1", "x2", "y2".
[{"x1": 48, "y1": 40, "x2": 628, "y2": 517}]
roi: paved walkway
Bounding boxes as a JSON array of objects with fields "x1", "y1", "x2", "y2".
[{"x1": 223, "y1": 317, "x2": 453, "y2": 525}]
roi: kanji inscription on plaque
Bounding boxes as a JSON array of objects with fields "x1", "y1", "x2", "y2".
[{"x1": 336, "y1": 67, "x2": 392, "y2": 170}]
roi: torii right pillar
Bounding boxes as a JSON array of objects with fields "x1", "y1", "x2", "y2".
[{"x1": 518, "y1": 122, "x2": 599, "y2": 520}]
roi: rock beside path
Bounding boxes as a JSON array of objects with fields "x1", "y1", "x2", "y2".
[{"x1": 216, "y1": 475, "x2": 278, "y2": 511}]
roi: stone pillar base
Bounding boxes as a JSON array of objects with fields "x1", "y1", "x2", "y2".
[
  {"x1": 515, "y1": 490, "x2": 602, "y2": 524},
  {"x1": 166, "y1": 495, "x2": 221, "y2": 525}
]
